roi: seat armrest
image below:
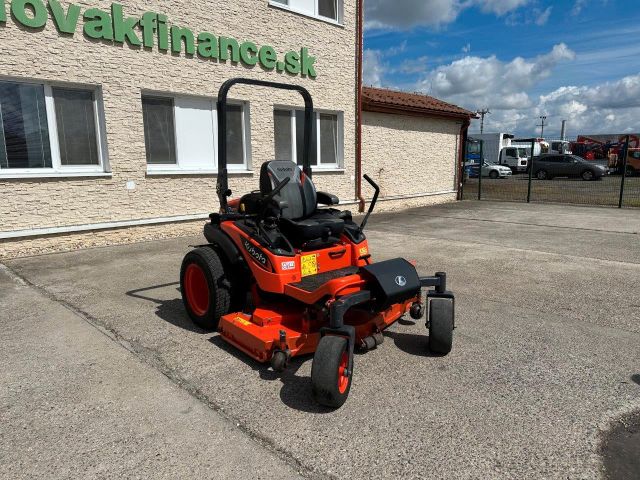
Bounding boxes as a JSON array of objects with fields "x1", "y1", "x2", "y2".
[{"x1": 317, "y1": 191, "x2": 340, "y2": 206}]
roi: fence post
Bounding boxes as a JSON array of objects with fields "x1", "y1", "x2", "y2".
[
  {"x1": 618, "y1": 134, "x2": 630, "y2": 208},
  {"x1": 526, "y1": 139, "x2": 535, "y2": 203},
  {"x1": 477, "y1": 140, "x2": 483, "y2": 201}
]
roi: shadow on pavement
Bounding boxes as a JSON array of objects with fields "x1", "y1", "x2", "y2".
[
  {"x1": 125, "y1": 283, "x2": 447, "y2": 411},
  {"x1": 125, "y1": 283, "x2": 207, "y2": 334},
  {"x1": 208, "y1": 336, "x2": 333, "y2": 414},
  {"x1": 601, "y1": 409, "x2": 640, "y2": 480},
  {"x1": 631, "y1": 374, "x2": 640, "y2": 386},
  {"x1": 383, "y1": 330, "x2": 443, "y2": 358}
]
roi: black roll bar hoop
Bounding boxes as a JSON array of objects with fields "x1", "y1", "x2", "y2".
[{"x1": 216, "y1": 78, "x2": 314, "y2": 213}]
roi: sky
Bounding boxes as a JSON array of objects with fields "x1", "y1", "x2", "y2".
[{"x1": 363, "y1": 0, "x2": 640, "y2": 137}]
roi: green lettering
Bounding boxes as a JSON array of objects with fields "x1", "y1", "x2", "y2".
[
  {"x1": 170, "y1": 25, "x2": 194, "y2": 55},
  {"x1": 48, "y1": 0, "x2": 80, "y2": 34},
  {"x1": 284, "y1": 51, "x2": 300, "y2": 75},
  {"x1": 1, "y1": 0, "x2": 6, "y2": 23},
  {"x1": 83, "y1": 8, "x2": 112, "y2": 40},
  {"x1": 197, "y1": 32, "x2": 218, "y2": 59},
  {"x1": 301, "y1": 48, "x2": 316, "y2": 78},
  {"x1": 219, "y1": 36, "x2": 239, "y2": 62},
  {"x1": 139, "y1": 12, "x2": 157, "y2": 49},
  {"x1": 259, "y1": 45, "x2": 277, "y2": 70},
  {"x1": 111, "y1": 3, "x2": 140, "y2": 46},
  {"x1": 157, "y1": 14, "x2": 167, "y2": 51},
  {"x1": 240, "y1": 41, "x2": 258, "y2": 66},
  {"x1": 11, "y1": 0, "x2": 47, "y2": 28}
]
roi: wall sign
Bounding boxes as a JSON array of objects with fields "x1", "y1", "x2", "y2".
[{"x1": 0, "y1": 0, "x2": 318, "y2": 78}]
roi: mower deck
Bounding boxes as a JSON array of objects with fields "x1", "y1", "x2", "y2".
[{"x1": 219, "y1": 269, "x2": 416, "y2": 363}]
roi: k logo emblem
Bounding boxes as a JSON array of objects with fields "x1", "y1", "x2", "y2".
[{"x1": 395, "y1": 275, "x2": 407, "y2": 287}]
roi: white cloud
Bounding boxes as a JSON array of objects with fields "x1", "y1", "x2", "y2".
[
  {"x1": 535, "y1": 6, "x2": 552, "y2": 26},
  {"x1": 363, "y1": 49, "x2": 385, "y2": 87},
  {"x1": 415, "y1": 43, "x2": 575, "y2": 111},
  {"x1": 365, "y1": 0, "x2": 532, "y2": 29},
  {"x1": 466, "y1": 73, "x2": 640, "y2": 136},
  {"x1": 571, "y1": 0, "x2": 587, "y2": 16},
  {"x1": 462, "y1": 43, "x2": 471, "y2": 53}
]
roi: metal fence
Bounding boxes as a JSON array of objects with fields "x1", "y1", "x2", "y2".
[{"x1": 460, "y1": 136, "x2": 640, "y2": 208}]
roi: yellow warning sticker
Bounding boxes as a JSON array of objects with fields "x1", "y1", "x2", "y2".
[
  {"x1": 359, "y1": 246, "x2": 368, "y2": 256},
  {"x1": 301, "y1": 254, "x2": 318, "y2": 277},
  {"x1": 234, "y1": 316, "x2": 253, "y2": 327}
]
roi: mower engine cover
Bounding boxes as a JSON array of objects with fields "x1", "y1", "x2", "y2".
[{"x1": 361, "y1": 258, "x2": 421, "y2": 309}]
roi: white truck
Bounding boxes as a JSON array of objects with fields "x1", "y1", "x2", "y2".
[
  {"x1": 473, "y1": 133, "x2": 529, "y2": 173},
  {"x1": 512, "y1": 138, "x2": 550, "y2": 160}
]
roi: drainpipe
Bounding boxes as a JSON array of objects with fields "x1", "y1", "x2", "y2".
[
  {"x1": 457, "y1": 118, "x2": 470, "y2": 200},
  {"x1": 356, "y1": 0, "x2": 365, "y2": 212}
]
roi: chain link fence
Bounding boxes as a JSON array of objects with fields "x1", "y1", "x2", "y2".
[{"x1": 460, "y1": 135, "x2": 640, "y2": 208}]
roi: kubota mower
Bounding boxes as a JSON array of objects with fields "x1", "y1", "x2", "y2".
[{"x1": 180, "y1": 78, "x2": 455, "y2": 408}]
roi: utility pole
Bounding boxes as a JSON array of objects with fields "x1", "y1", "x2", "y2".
[
  {"x1": 476, "y1": 108, "x2": 491, "y2": 134},
  {"x1": 537, "y1": 116, "x2": 547, "y2": 138},
  {"x1": 560, "y1": 120, "x2": 567, "y2": 140}
]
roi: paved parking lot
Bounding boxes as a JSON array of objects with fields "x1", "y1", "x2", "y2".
[{"x1": 2, "y1": 201, "x2": 639, "y2": 479}]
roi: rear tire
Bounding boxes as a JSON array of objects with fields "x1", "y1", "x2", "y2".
[
  {"x1": 626, "y1": 165, "x2": 636, "y2": 177},
  {"x1": 428, "y1": 299, "x2": 454, "y2": 355},
  {"x1": 311, "y1": 336, "x2": 352, "y2": 408},
  {"x1": 180, "y1": 247, "x2": 232, "y2": 331},
  {"x1": 489, "y1": 170, "x2": 499, "y2": 179},
  {"x1": 536, "y1": 169, "x2": 549, "y2": 180}
]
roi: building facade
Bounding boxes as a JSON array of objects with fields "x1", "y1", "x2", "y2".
[{"x1": 0, "y1": 0, "x2": 472, "y2": 259}]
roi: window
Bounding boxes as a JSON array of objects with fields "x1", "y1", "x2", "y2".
[
  {"x1": 270, "y1": 0, "x2": 342, "y2": 23},
  {"x1": 0, "y1": 80, "x2": 106, "y2": 176},
  {"x1": 274, "y1": 108, "x2": 343, "y2": 169},
  {"x1": 142, "y1": 94, "x2": 249, "y2": 173}
]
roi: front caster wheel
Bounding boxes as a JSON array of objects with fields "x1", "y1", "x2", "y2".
[
  {"x1": 428, "y1": 298, "x2": 454, "y2": 354},
  {"x1": 270, "y1": 350, "x2": 288, "y2": 372},
  {"x1": 311, "y1": 336, "x2": 352, "y2": 408}
]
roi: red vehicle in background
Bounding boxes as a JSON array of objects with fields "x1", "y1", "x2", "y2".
[{"x1": 570, "y1": 135, "x2": 640, "y2": 175}]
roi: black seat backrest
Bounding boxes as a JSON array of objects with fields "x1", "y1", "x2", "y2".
[{"x1": 260, "y1": 161, "x2": 317, "y2": 220}]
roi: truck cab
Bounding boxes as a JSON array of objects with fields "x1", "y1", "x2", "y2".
[{"x1": 499, "y1": 147, "x2": 529, "y2": 173}]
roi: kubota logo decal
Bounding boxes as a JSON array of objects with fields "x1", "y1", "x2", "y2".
[
  {"x1": 395, "y1": 276, "x2": 407, "y2": 287},
  {"x1": 242, "y1": 238, "x2": 271, "y2": 271}
]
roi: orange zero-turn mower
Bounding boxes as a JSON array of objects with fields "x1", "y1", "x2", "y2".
[{"x1": 180, "y1": 78, "x2": 455, "y2": 408}]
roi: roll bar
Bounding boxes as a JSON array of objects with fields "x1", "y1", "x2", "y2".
[{"x1": 216, "y1": 78, "x2": 314, "y2": 212}]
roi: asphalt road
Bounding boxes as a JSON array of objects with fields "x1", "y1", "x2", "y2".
[{"x1": 3, "y1": 201, "x2": 640, "y2": 479}]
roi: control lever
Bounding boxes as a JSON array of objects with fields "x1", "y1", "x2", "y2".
[
  {"x1": 360, "y1": 174, "x2": 380, "y2": 231},
  {"x1": 260, "y1": 177, "x2": 291, "y2": 218}
]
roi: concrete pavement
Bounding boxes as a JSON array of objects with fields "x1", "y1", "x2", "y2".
[
  {"x1": 0, "y1": 266, "x2": 304, "y2": 479},
  {"x1": 3, "y1": 201, "x2": 640, "y2": 479}
]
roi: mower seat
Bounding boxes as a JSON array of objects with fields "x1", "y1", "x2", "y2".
[{"x1": 260, "y1": 160, "x2": 345, "y2": 248}]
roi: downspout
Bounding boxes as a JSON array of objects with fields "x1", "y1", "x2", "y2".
[
  {"x1": 356, "y1": 0, "x2": 365, "y2": 212},
  {"x1": 457, "y1": 118, "x2": 471, "y2": 200}
]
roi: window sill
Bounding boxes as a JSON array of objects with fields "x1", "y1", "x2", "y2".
[
  {"x1": 312, "y1": 167, "x2": 345, "y2": 173},
  {"x1": 146, "y1": 168, "x2": 253, "y2": 176},
  {"x1": 0, "y1": 171, "x2": 112, "y2": 179},
  {"x1": 268, "y1": 2, "x2": 344, "y2": 27}
]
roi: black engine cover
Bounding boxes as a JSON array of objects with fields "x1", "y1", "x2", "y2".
[{"x1": 361, "y1": 258, "x2": 420, "y2": 309}]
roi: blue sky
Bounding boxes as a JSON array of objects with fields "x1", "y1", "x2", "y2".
[{"x1": 363, "y1": 0, "x2": 640, "y2": 136}]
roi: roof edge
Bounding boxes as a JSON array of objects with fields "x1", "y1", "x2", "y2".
[{"x1": 363, "y1": 99, "x2": 477, "y2": 121}]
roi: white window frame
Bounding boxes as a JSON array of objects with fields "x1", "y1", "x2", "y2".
[
  {"x1": 275, "y1": 107, "x2": 344, "y2": 171},
  {"x1": 0, "y1": 78, "x2": 110, "y2": 178},
  {"x1": 269, "y1": 0, "x2": 344, "y2": 26},
  {"x1": 143, "y1": 92, "x2": 251, "y2": 175}
]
